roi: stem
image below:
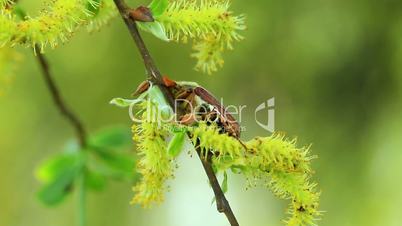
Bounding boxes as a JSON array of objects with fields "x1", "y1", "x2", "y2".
[
  {"x1": 14, "y1": 3, "x2": 89, "y2": 226},
  {"x1": 196, "y1": 148, "x2": 240, "y2": 226},
  {"x1": 78, "y1": 172, "x2": 87, "y2": 226},
  {"x1": 35, "y1": 50, "x2": 88, "y2": 147},
  {"x1": 14, "y1": 0, "x2": 87, "y2": 148},
  {"x1": 35, "y1": 49, "x2": 89, "y2": 226},
  {"x1": 112, "y1": 0, "x2": 175, "y2": 108},
  {"x1": 112, "y1": 1, "x2": 240, "y2": 225}
]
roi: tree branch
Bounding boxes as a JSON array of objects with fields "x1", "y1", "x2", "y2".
[
  {"x1": 112, "y1": 0, "x2": 175, "y2": 108},
  {"x1": 112, "y1": 0, "x2": 239, "y2": 225},
  {"x1": 12, "y1": 0, "x2": 88, "y2": 148},
  {"x1": 35, "y1": 47, "x2": 87, "y2": 148},
  {"x1": 195, "y1": 147, "x2": 240, "y2": 226}
]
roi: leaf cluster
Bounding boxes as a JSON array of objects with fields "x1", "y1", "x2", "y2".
[{"x1": 36, "y1": 127, "x2": 138, "y2": 206}]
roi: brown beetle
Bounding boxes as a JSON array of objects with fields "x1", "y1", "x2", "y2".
[{"x1": 132, "y1": 76, "x2": 241, "y2": 138}]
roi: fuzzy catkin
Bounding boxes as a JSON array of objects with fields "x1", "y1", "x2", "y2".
[
  {"x1": 156, "y1": 0, "x2": 245, "y2": 73},
  {"x1": 131, "y1": 108, "x2": 175, "y2": 207},
  {"x1": 190, "y1": 122, "x2": 321, "y2": 226},
  {"x1": 0, "y1": 0, "x2": 12, "y2": 8},
  {"x1": 0, "y1": 0, "x2": 116, "y2": 51}
]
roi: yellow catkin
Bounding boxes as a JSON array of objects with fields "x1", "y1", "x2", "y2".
[
  {"x1": 189, "y1": 122, "x2": 321, "y2": 226},
  {"x1": 116, "y1": 89, "x2": 321, "y2": 225},
  {"x1": 156, "y1": 0, "x2": 245, "y2": 73},
  {"x1": 0, "y1": 0, "x2": 116, "y2": 51},
  {"x1": 131, "y1": 109, "x2": 174, "y2": 207}
]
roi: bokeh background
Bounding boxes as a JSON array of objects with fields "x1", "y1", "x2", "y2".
[{"x1": 1, "y1": 0, "x2": 402, "y2": 226}]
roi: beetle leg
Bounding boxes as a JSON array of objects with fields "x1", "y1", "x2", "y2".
[
  {"x1": 132, "y1": 80, "x2": 150, "y2": 96},
  {"x1": 182, "y1": 92, "x2": 196, "y2": 110},
  {"x1": 175, "y1": 89, "x2": 192, "y2": 100},
  {"x1": 179, "y1": 113, "x2": 197, "y2": 126}
]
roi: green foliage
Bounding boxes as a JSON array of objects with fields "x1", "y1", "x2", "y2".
[
  {"x1": 36, "y1": 126, "x2": 136, "y2": 206},
  {"x1": 89, "y1": 126, "x2": 132, "y2": 150},
  {"x1": 167, "y1": 129, "x2": 186, "y2": 157},
  {"x1": 87, "y1": 127, "x2": 137, "y2": 181},
  {"x1": 36, "y1": 151, "x2": 85, "y2": 206},
  {"x1": 221, "y1": 171, "x2": 228, "y2": 193},
  {"x1": 136, "y1": 0, "x2": 169, "y2": 41},
  {"x1": 137, "y1": 21, "x2": 169, "y2": 42}
]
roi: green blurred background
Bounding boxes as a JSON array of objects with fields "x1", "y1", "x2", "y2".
[{"x1": 1, "y1": 0, "x2": 402, "y2": 225}]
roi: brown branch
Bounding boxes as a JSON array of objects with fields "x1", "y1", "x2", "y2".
[
  {"x1": 196, "y1": 147, "x2": 240, "y2": 226},
  {"x1": 112, "y1": 0, "x2": 175, "y2": 108},
  {"x1": 112, "y1": 0, "x2": 239, "y2": 225},
  {"x1": 35, "y1": 46, "x2": 87, "y2": 148},
  {"x1": 12, "y1": 1, "x2": 87, "y2": 148}
]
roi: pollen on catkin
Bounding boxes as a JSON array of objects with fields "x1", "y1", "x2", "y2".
[
  {"x1": 131, "y1": 104, "x2": 175, "y2": 207},
  {"x1": 0, "y1": 0, "x2": 12, "y2": 8},
  {"x1": 156, "y1": 0, "x2": 245, "y2": 74},
  {"x1": 188, "y1": 122, "x2": 321, "y2": 226},
  {"x1": 0, "y1": 0, "x2": 116, "y2": 51},
  {"x1": 86, "y1": 0, "x2": 117, "y2": 32}
]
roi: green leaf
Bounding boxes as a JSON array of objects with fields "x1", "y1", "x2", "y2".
[
  {"x1": 36, "y1": 153, "x2": 81, "y2": 183},
  {"x1": 36, "y1": 153, "x2": 85, "y2": 206},
  {"x1": 110, "y1": 98, "x2": 144, "y2": 108},
  {"x1": 167, "y1": 131, "x2": 186, "y2": 157},
  {"x1": 93, "y1": 149, "x2": 136, "y2": 181},
  {"x1": 90, "y1": 127, "x2": 132, "y2": 150},
  {"x1": 211, "y1": 171, "x2": 229, "y2": 205},
  {"x1": 149, "y1": 0, "x2": 168, "y2": 18},
  {"x1": 222, "y1": 171, "x2": 228, "y2": 194},
  {"x1": 85, "y1": 170, "x2": 106, "y2": 191},
  {"x1": 147, "y1": 85, "x2": 173, "y2": 118},
  {"x1": 137, "y1": 21, "x2": 170, "y2": 42}
]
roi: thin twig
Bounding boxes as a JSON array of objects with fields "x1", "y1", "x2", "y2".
[
  {"x1": 112, "y1": 0, "x2": 175, "y2": 108},
  {"x1": 35, "y1": 48, "x2": 87, "y2": 148},
  {"x1": 196, "y1": 147, "x2": 240, "y2": 226},
  {"x1": 112, "y1": 0, "x2": 239, "y2": 225},
  {"x1": 15, "y1": 2, "x2": 88, "y2": 225},
  {"x1": 11, "y1": 0, "x2": 88, "y2": 148},
  {"x1": 34, "y1": 47, "x2": 88, "y2": 226}
]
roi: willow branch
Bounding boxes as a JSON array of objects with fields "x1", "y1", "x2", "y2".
[
  {"x1": 112, "y1": 0, "x2": 175, "y2": 108},
  {"x1": 35, "y1": 49, "x2": 87, "y2": 147},
  {"x1": 195, "y1": 147, "x2": 240, "y2": 226},
  {"x1": 11, "y1": 1, "x2": 88, "y2": 148},
  {"x1": 112, "y1": 0, "x2": 239, "y2": 225}
]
